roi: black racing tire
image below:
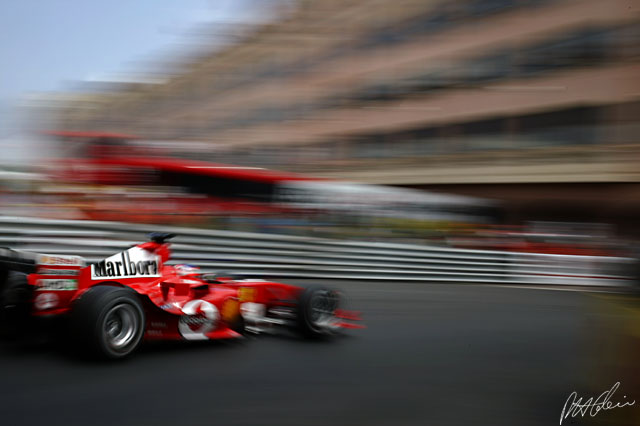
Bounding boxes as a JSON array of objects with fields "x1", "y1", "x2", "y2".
[
  {"x1": 297, "y1": 286, "x2": 341, "y2": 338},
  {"x1": 0, "y1": 271, "x2": 32, "y2": 340},
  {"x1": 72, "y1": 286, "x2": 145, "y2": 359},
  {"x1": 229, "y1": 311, "x2": 246, "y2": 335}
]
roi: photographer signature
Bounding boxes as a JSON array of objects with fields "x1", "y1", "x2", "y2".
[{"x1": 560, "y1": 382, "x2": 635, "y2": 425}]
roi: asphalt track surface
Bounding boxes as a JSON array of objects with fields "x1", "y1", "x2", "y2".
[{"x1": 0, "y1": 281, "x2": 638, "y2": 426}]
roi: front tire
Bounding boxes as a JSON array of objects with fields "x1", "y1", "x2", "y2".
[
  {"x1": 297, "y1": 286, "x2": 341, "y2": 337},
  {"x1": 72, "y1": 286, "x2": 145, "y2": 359}
]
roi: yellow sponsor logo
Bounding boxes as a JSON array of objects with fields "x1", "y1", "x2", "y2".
[
  {"x1": 238, "y1": 287, "x2": 255, "y2": 302},
  {"x1": 40, "y1": 255, "x2": 83, "y2": 266},
  {"x1": 221, "y1": 299, "x2": 240, "y2": 323}
]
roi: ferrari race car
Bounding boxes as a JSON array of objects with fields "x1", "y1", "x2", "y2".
[{"x1": 0, "y1": 233, "x2": 362, "y2": 359}]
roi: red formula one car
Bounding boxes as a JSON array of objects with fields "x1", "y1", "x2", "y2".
[{"x1": 0, "y1": 233, "x2": 362, "y2": 359}]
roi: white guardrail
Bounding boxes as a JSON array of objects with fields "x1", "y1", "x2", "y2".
[{"x1": 0, "y1": 216, "x2": 636, "y2": 287}]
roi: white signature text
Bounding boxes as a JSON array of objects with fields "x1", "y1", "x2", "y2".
[{"x1": 560, "y1": 382, "x2": 635, "y2": 425}]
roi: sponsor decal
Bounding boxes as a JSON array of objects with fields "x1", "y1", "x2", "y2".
[
  {"x1": 39, "y1": 255, "x2": 84, "y2": 266},
  {"x1": 221, "y1": 298, "x2": 240, "y2": 323},
  {"x1": 91, "y1": 247, "x2": 160, "y2": 280},
  {"x1": 238, "y1": 287, "x2": 255, "y2": 302},
  {"x1": 35, "y1": 279, "x2": 78, "y2": 291},
  {"x1": 240, "y1": 302, "x2": 266, "y2": 322},
  {"x1": 178, "y1": 299, "x2": 219, "y2": 340},
  {"x1": 34, "y1": 293, "x2": 59, "y2": 310}
]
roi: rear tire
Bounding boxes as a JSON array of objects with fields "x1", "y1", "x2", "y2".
[
  {"x1": 72, "y1": 286, "x2": 145, "y2": 359},
  {"x1": 0, "y1": 272, "x2": 31, "y2": 339}
]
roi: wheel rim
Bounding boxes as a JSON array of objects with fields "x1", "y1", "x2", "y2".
[
  {"x1": 103, "y1": 303, "x2": 139, "y2": 351},
  {"x1": 309, "y1": 290, "x2": 338, "y2": 329}
]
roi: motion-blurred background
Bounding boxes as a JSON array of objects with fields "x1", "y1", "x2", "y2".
[
  {"x1": 1, "y1": 0, "x2": 639, "y2": 252},
  {"x1": 1, "y1": 2, "x2": 640, "y2": 425}
]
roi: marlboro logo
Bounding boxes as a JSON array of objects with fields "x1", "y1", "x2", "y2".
[{"x1": 91, "y1": 247, "x2": 161, "y2": 280}]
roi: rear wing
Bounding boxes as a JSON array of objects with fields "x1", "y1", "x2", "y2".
[
  {"x1": 1, "y1": 232, "x2": 167, "y2": 288},
  {"x1": 0, "y1": 248, "x2": 85, "y2": 287}
]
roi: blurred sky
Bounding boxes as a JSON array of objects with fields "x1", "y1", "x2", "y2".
[{"x1": 0, "y1": 0, "x2": 284, "y2": 152}]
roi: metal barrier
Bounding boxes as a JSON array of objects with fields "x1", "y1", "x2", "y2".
[{"x1": 0, "y1": 216, "x2": 635, "y2": 287}]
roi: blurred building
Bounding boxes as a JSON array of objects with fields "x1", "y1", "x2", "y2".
[{"x1": 53, "y1": 0, "x2": 640, "y2": 232}]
